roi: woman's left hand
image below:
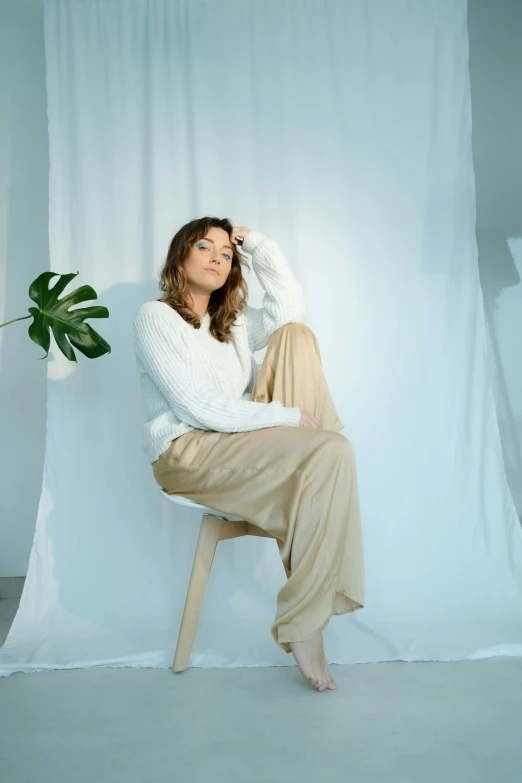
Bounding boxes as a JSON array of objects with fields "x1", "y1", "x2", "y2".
[{"x1": 231, "y1": 226, "x2": 252, "y2": 245}]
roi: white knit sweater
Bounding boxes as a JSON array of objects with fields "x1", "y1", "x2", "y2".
[{"x1": 132, "y1": 230, "x2": 306, "y2": 463}]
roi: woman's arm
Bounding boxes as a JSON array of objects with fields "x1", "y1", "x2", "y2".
[
  {"x1": 241, "y1": 231, "x2": 306, "y2": 353},
  {"x1": 132, "y1": 307, "x2": 301, "y2": 432}
]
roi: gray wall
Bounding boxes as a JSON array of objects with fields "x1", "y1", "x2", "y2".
[
  {"x1": 468, "y1": 0, "x2": 522, "y2": 519},
  {"x1": 0, "y1": 0, "x2": 48, "y2": 576}
]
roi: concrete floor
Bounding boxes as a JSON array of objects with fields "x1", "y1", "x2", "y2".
[{"x1": 1, "y1": 596, "x2": 521, "y2": 783}]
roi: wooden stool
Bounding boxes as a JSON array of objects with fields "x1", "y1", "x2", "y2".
[{"x1": 160, "y1": 488, "x2": 276, "y2": 672}]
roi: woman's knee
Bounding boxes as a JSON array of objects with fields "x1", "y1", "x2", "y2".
[
  {"x1": 273, "y1": 322, "x2": 316, "y2": 342},
  {"x1": 281, "y1": 321, "x2": 312, "y2": 332}
]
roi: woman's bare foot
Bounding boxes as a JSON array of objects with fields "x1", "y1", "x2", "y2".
[{"x1": 289, "y1": 632, "x2": 338, "y2": 692}]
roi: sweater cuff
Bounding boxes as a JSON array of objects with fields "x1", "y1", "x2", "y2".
[
  {"x1": 281, "y1": 406, "x2": 302, "y2": 427},
  {"x1": 241, "y1": 230, "x2": 269, "y2": 255}
]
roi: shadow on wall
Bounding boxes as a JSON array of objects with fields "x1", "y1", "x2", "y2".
[
  {"x1": 468, "y1": 0, "x2": 522, "y2": 521},
  {"x1": 0, "y1": 0, "x2": 49, "y2": 577}
]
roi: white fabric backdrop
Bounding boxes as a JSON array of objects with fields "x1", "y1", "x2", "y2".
[{"x1": 1, "y1": 0, "x2": 522, "y2": 676}]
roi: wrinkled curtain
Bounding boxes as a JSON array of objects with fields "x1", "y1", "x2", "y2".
[{"x1": 1, "y1": 0, "x2": 521, "y2": 676}]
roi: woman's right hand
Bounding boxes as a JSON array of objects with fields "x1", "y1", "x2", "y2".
[{"x1": 299, "y1": 409, "x2": 323, "y2": 429}]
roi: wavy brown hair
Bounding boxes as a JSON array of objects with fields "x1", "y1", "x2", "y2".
[{"x1": 157, "y1": 216, "x2": 250, "y2": 343}]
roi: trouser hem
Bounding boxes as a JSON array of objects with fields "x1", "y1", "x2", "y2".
[{"x1": 273, "y1": 593, "x2": 365, "y2": 654}]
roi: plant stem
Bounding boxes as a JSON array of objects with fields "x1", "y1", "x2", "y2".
[{"x1": 0, "y1": 315, "x2": 32, "y2": 329}]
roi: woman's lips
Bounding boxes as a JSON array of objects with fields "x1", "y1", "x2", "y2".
[{"x1": 205, "y1": 268, "x2": 219, "y2": 275}]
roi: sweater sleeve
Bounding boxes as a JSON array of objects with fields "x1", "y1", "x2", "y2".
[
  {"x1": 132, "y1": 309, "x2": 302, "y2": 432},
  {"x1": 241, "y1": 231, "x2": 306, "y2": 353}
]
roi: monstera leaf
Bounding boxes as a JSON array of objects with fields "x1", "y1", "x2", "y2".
[{"x1": 0, "y1": 271, "x2": 111, "y2": 362}]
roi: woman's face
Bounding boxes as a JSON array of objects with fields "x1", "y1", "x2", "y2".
[{"x1": 183, "y1": 226, "x2": 234, "y2": 297}]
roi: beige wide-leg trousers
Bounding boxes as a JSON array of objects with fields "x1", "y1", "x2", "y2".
[{"x1": 152, "y1": 323, "x2": 365, "y2": 653}]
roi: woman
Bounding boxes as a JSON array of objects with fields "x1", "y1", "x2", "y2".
[{"x1": 132, "y1": 217, "x2": 365, "y2": 692}]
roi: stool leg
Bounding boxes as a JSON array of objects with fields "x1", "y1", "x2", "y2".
[{"x1": 173, "y1": 513, "x2": 222, "y2": 672}]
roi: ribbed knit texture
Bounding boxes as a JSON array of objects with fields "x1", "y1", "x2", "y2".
[{"x1": 132, "y1": 230, "x2": 306, "y2": 463}]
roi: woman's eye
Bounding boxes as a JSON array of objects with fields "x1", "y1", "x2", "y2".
[{"x1": 197, "y1": 244, "x2": 231, "y2": 261}]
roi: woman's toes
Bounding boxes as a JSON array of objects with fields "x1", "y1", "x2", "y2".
[{"x1": 308, "y1": 674, "x2": 325, "y2": 691}]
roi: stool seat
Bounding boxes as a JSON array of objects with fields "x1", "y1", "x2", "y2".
[
  {"x1": 160, "y1": 488, "x2": 244, "y2": 521},
  {"x1": 159, "y1": 486, "x2": 277, "y2": 672}
]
